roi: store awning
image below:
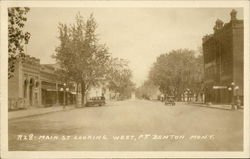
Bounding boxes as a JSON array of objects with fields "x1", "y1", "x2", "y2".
[{"x1": 43, "y1": 88, "x2": 57, "y2": 92}]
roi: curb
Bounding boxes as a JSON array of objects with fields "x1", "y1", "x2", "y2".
[
  {"x1": 8, "y1": 106, "x2": 76, "y2": 121},
  {"x1": 188, "y1": 103, "x2": 233, "y2": 111}
]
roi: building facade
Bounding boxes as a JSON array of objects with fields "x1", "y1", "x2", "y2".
[
  {"x1": 86, "y1": 78, "x2": 115, "y2": 101},
  {"x1": 202, "y1": 9, "x2": 243, "y2": 105},
  {"x1": 8, "y1": 55, "x2": 117, "y2": 110},
  {"x1": 8, "y1": 55, "x2": 77, "y2": 110}
]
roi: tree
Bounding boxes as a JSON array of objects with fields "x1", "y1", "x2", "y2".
[
  {"x1": 135, "y1": 80, "x2": 159, "y2": 100},
  {"x1": 54, "y1": 13, "x2": 110, "y2": 106},
  {"x1": 106, "y1": 58, "x2": 136, "y2": 99},
  {"x1": 149, "y1": 49, "x2": 204, "y2": 101},
  {"x1": 8, "y1": 7, "x2": 31, "y2": 78}
]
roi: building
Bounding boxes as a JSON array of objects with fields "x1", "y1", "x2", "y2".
[
  {"x1": 86, "y1": 78, "x2": 115, "y2": 101},
  {"x1": 202, "y1": 9, "x2": 243, "y2": 105},
  {"x1": 8, "y1": 55, "x2": 77, "y2": 110},
  {"x1": 8, "y1": 54, "x2": 117, "y2": 110}
]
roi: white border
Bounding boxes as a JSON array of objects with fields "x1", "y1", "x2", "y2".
[{"x1": 1, "y1": 1, "x2": 249, "y2": 158}]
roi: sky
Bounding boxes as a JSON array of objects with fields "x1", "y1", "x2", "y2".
[{"x1": 24, "y1": 8, "x2": 243, "y2": 86}]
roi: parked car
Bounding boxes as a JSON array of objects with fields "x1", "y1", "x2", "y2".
[
  {"x1": 164, "y1": 96, "x2": 175, "y2": 106},
  {"x1": 86, "y1": 96, "x2": 105, "y2": 107}
]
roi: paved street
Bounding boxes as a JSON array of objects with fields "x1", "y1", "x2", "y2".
[{"x1": 9, "y1": 99, "x2": 243, "y2": 151}]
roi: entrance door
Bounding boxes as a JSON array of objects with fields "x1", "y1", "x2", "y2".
[
  {"x1": 29, "y1": 78, "x2": 35, "y2": 106},
  {"x1": 29, "y1": 85, "x2": 33, "y2": 105}
]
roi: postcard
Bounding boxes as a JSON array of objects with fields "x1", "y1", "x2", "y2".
[{"x1": 0, "y1": 0, "x2": 249, "y2": 158}]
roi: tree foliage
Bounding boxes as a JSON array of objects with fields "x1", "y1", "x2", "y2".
[
  {"x1": 106, "y1": 58, "x2": 136, "y2": 99},
  {"x1": 149, "y1": 49, "x2": 204, "y2": 100},
  {"x1": 135, "y1": 80, "x2": 159, "y2": 100},
  {"x1": 54, "y1": 13, "x2": 110, "y2": 105},
  {"x1": 8, "y1": 7, "x2": 31, "y2": 78}
]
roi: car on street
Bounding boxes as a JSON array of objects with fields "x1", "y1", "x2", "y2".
[
  {"x1": 164, "y1": 96, "x2": 175, "y2": 106},
  {"x1": 86, "y1": 96, "x2": 106, "y2": 107}
]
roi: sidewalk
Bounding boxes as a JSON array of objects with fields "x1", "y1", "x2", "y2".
[
  {"x1": 9, "y1": 105, "x2": 77, "y2": 120},
  {"x1": 187, "y1": 102, "x2": 244, "y2": 111}
]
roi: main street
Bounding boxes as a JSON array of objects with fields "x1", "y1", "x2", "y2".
[{"x1": 9, "y1": 99, "x2": 243, "y2": 151}]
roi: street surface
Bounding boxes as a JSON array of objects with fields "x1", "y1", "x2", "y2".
[{"x1": 9, "y1": 99, "x2": 243, "y2": 151}]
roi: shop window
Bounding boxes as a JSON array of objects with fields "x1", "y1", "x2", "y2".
[
  {"x1": 35, "y1": 81, "x2": 39, "y2": 87},
  {"x1": 23, "y1": 79, "x2": 28, "y2": 98}
]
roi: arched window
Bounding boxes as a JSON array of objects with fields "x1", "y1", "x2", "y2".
[
  {"x1": 30, "y1": 78, "x2": 35, "y2": 87},
  {"x1": 23, "y1": 79, "x2": 28, "y2": 98},
  {"x1": 35, "y1": 81, "x2": 39, "y2": 87}
]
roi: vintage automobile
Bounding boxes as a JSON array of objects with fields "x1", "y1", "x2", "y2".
[
  {"x1": 164, "y1": 96, "x2": 175, "y2": 106},
  {"x1": 86, "y1": 96, "x2": 106, "y2": 107}
]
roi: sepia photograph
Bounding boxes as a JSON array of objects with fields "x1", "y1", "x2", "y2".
[{"x1": 0, "y1": 0, "x2": 249, "y2": 158}]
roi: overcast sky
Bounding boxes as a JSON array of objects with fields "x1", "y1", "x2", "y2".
[{"x1": 24, "y1": 8, "x2": 243, "y2": 86}]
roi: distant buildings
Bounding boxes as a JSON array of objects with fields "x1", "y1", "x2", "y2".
[{"x1": 202, "y1": 9, "x2": 243, "y2": 105}]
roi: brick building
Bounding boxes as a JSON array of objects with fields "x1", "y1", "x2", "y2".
[
  {"x1": 202, "y1": 9, "x2": 243, "y2": 105},
  {"x1": 8, "y1": 55, "x2": 77, "y2": 110},
  {"x1": 8, "y1": 55, "x2": 114, "y2": 110}
]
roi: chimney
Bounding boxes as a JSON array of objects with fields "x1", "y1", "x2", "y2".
[
  {"x1": 213, "y1": 19, "x2": 224, "y2": 33},
  {"x1": 230, "y1": 9, "x2": 237, "y2": 21}
]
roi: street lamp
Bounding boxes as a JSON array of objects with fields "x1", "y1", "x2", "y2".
[
  {"x1": 60, "y1": 83, "x2": 69, "y2": 109},
  {"x1": 228, "y1": 86, "x2": 233, "y2": 101},
  {"x1": 235, "y1": 86, "x2": 240, "y2": 108},
  {"x1": 231, "y1": 82, "x2": 235, "y2": 108},
  {"x1": 228, "y1": 82, "x2": 239, "y2": 110},
  {"x1": 186, "y1": 88, "x2": 191, "y2": 102}
]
